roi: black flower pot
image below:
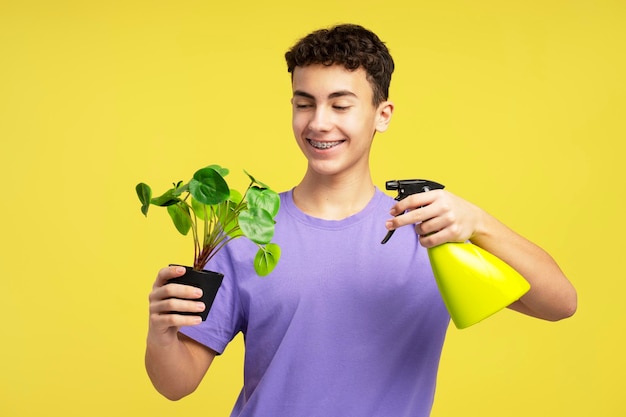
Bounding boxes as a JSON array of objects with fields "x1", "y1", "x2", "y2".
[{"x1": 167, "y1": 265, "x2": 224, "y2": 321}]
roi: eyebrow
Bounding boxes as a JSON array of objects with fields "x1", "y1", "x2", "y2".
[{"x1": 293, "y1": 90, "x2": 358, "y2": 100}]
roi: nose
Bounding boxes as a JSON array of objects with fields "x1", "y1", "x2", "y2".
[{"x1": 308, "y1": 106, "x2": 332, "y2": 132}]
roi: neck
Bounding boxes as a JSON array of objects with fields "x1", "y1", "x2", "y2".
[{"x1": 292, "y1": 169, "x2": 376, "y2": 220}]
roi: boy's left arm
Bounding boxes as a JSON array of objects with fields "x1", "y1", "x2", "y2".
[
  {"x1": 387, "y1": 190, "x2": 577, "y2": 321},
  {"x1": 465, "y1": 210, "x2": 577, "y2": 321}
]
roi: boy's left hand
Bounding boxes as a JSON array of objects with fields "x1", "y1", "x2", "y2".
[{"x1": 386, "y1": 189, "x2": 484, "y2": 248}]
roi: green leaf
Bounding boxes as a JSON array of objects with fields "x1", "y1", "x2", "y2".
[
  {"x1": 244, "y1": 169, "x2": 270, "y2": 189},
  {"x1": 190, "y1": 196, "x2": 210, "y2": 221},
  {"x1": 246, "y1": 186, "x2": 280, "y2": 217},
  {"x1": 213, "y1": 200, "x2": 237, "y2": 236},
  {"x1": 238, "y1": 207, "x2": 275, "y2": 245},
  {"x1": 211, "y1": 190, "x2": 243, "y2": 222},
  {"x1": 229, "y1": 189, "x2": 243, "y2": 205},
  {"x1": 151, "y1": 188, "x2": 180, "y2": 207},
  {"x1": 136, "y1": 183, "x2": 152, "y2": 216},
  {"x1": 167, "y1": 202, "x2": 192, "y2": 235},
  {"x1": 206, "y1": 164, "x2": 229, "y2": 177},
  {"x1": 254, "y1": 243, "x2": 281, "y2": 276},
  {"x1": 173, "y1": 182, "x2": 189, "y2": 196},
  {"x1": 190, "y1": 189, "x2": 245, "y2": 236},
  {"x1": 189, "y1": 167, "x2": 230, "y2": 205}
]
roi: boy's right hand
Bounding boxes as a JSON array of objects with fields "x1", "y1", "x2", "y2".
[{"x1": 147, "y1": 265, "x2": 205, "y2": 347}]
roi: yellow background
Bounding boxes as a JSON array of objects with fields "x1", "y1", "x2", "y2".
[{"x1": 1, "y1": 0, "x2": 624, "y2": 416}]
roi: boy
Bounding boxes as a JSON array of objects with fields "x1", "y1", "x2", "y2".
[{"x1": 145, "y1": 24, "x2": 576, "y2": 416}]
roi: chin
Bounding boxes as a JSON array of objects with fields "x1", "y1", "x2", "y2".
[{"x1": 306, "y1": 160, "x2": 345, "y2": 177}]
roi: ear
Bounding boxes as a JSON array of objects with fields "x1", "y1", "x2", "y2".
[{"x1": 375, "y1": 101, "x2": 394, "y2": 133}]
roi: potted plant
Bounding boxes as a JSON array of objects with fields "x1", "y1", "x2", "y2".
[{"x1": 135, "y1": 164, "x2": 281, "y2": 320}]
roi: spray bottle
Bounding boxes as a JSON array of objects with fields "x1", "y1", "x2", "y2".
[{"x1": 381, "y1": 179, "x2": 530, "y2": 329}]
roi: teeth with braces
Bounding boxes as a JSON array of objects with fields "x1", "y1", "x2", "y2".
[{"x1": 310, "y1": 140, "x2": 342, "y2": 149}]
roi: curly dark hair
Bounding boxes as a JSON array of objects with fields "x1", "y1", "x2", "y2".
[{"x1": 285, "y1": 24, "x2": 394, "y2": 105}]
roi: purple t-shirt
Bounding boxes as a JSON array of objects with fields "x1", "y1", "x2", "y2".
[{"x1": 181, "y1": 188, "x2": 450, "y2": 417}]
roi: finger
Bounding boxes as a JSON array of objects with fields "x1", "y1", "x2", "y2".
[
  {"x1": 418, "y1": 232, "x2": 441, "y2": 248},
  {"x1": 149, "y1": 309, "x2": 203, "y2": 329},
  {"x1": 387, "y1": 205, "x2": 434, "y2": 230},
  {"x1": 417, "y1": 222, "x2": 466, "y2": 248},
  {"x1": 150, "y1": 281, "x2": 203, "y2": 304},
  {"x1": 417, "y1": 223, "x2": 458, "y2": 247},
  {"x1": 150, "y1": 297, "x2": 206, "y2": 316},
  {"x1": 154, "y1": 265, "x2": 187, "y2": 289},
  {"x1": 390, "y1": 190, "x2": 441, "y2": 215},
  {"x1": 414, "y1": 215, "x2": 449, "y2": 236}
]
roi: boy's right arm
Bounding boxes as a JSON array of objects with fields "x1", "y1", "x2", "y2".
[{"x1": 145, "y1": 265, "x2": 217, "y2": 400}]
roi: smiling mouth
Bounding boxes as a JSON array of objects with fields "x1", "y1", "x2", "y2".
[{"x1": 308, "y1": 139, "x2": 345, "y2": 150}]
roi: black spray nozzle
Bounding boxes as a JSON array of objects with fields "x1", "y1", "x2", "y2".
[
  {"x1": 381, "y1": 179, "x2": 445, "y2": 244},
  {"x1": 385, "y1": 179, "x2": 445, "y2": 200}
]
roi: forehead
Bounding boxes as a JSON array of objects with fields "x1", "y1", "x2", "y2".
[{"x1": 291, "y1": 64, "x2": 373, "y2": 100}]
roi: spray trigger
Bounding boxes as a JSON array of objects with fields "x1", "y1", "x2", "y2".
[{"x1": 381, "y1": 179, "x2": 445, "y2": 244}]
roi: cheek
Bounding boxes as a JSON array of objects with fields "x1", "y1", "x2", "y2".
[
  {"x1": 292, "y1": 113, "x2": 307, "y2": 134},
  {"x1": 344, "y1": 114, "x2": 374, "y2": 136},
  {"x1": 291, "y1": 116, "x2": 300, "y2": 134}
]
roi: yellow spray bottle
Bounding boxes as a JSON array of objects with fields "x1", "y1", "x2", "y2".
[{"x1": 381, "y1": 179, "x2": 530, "y2": 329}]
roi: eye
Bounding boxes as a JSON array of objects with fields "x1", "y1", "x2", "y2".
[
  {"x1": 332, "y1": 101, "x2": 353, "y2": 111},
  {"x1": 294, "y1": 102, "x2": 313, "y2": 110}
]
